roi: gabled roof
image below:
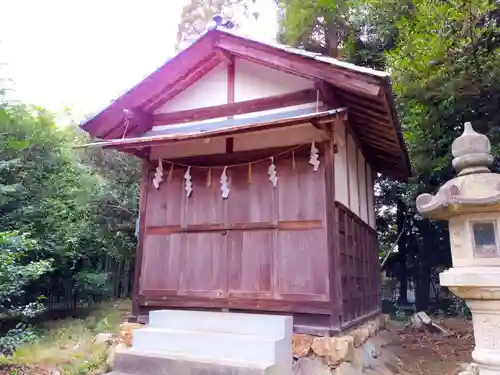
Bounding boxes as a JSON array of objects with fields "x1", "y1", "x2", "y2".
[{"x1": 80, "y1": 28, "x2": 411, "y2": 179}]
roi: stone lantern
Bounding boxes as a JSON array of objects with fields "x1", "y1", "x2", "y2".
[{"x1": 416, "y1": 122, "x2": 500, "y2": 375}]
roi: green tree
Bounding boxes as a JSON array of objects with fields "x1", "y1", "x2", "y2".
[
  {"x1": 177, "y1": 0, "x2": 257, "y2": 50},
  {"x1": 278, "y1": 0, "x2": 500, "y2": 311}
]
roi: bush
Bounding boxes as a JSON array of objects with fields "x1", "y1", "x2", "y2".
[
  {"x1": 0, "y1": 231, "x2": 52, "y2": 319},
  {"x1": 0, "y1": 324, "x2": 37, "y2": 355}
]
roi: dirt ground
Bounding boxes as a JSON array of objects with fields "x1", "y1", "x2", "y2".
[
  {"x1": 385, "y1": 317, "x2": 475, "y2": 375},
  {"x1": 0, "y1": 314, "x2": 475, "y2": 375}
]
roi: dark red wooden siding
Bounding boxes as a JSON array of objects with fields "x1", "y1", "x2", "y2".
[
  {"x1": 336, "y1": 202, "x2": 380, "y2": 328},
  {"x1": 137, "y1": 156, "x2": 330, "y2": 314}
]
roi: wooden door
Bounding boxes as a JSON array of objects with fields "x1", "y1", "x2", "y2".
[
  {"x1": 179, "y1": 167, "x2": 226, "y2": 298},
  {"x1": 226, "y1": 164, "x2": 274, "y2": 298},
  {"x1": 275, "y1": 157, "x2": 329, "y2": 302},
  {"x1": 139, "y1": 168, "x2": 184, "y2": 296}
]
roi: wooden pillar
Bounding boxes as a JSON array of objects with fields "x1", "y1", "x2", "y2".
[
  {"x1": 132, "y1": 160, "x2": 151, "y2": 317},
  {"x1": 324, "y1": 140, "x2": 343, "y2": 333}
]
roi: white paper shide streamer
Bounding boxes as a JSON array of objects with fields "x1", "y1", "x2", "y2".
[
  {"x1": 309, "y1": 142, "x2": 320, "y2": 171},
  {"x1": 220, "y1": 166, "x2": 230, "y2": 199},
  {"x1": 153, "y1": 159, "x2": 164, "y2": 189},
  {"x1": 184, "y1": 166, "x2": 193, "y2": 197},
  {"x1": 268, "y1": 157, "x2": 278, "y2": 187}
]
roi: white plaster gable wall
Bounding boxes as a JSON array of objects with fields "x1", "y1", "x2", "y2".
[
  {"x1": 334, "y1": 121, "x2": 348, "y2": 207},
  {"x1": 234, "y1": 58, "x2": 314, "y2": 102},
  {"x1": 347, "y1": 134, "x2": 359, "y2": 216},
  {"x1": 154, "y1": 62, "x2": 228, "y2": 114},
  {"x1": 358, "y1": 150, "x2": 368, "y2": 223},
  {"x1": 367, "y1": 164, "x2": 376, "y2": 229}
]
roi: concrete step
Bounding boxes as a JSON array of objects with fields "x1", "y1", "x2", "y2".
[
  {"x1": 112, "y1": 348, "x2": 276, "y2": 375},
  {"x1": 132, "y1": 327, "x2": 285, "y2": 364},
  {"x1": 148, "y1": 309, "x2": 292, "y2": 339}
]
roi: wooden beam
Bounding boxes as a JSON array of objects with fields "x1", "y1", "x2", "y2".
[
  {"x1": 216, "y1": 48, "x2": 233, "y2": 65},
  {"x1": 341, "y1": 98, "x2": 389, "y2": 118},
  {"x1": 81, "y1": 33, "x2": 217, "y2": 138},
  {"x1": 325, "y1": 141, "x2": 343, "y2": 330},
  {"x1": 216, "y1": 36, "x2": 382, "y2": 97},
  {"x1": 354, "y1": 128, "x2": 399, "y2": 147},
  {"x1": 310, "y1": 120, "x2": 334, "y2": 141},
  {"x1": 144, "y1": 52, "x2": 222, "y2": 112},
  {"x1": 104, "y1": 108, "x2": 154, "y2": 140},
  {"x1": 227, "y1": 55, "x2": 235, "y2": 105},
  {"x1": 152, "y1": 89, "x2": 317, "y2": 126},
  {"x1": 315, "y1": 80, "x2": 340, "y2": 107},
  {"x1": 226, "y1": 137, "x2": 234, "y2": 153}
]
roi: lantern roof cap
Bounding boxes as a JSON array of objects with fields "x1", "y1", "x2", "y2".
[{"x1": 416, "y1": 122, "x2": 500, "y2": 219}]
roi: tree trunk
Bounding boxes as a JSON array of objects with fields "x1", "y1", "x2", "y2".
[
  {"x1": 416, "y1": 220, "x2": 433, "y2": 311},
  {"x1": 396, "y1": 198, "x2": 408, "y2": 305}
]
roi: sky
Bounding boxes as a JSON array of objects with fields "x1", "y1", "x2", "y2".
[{"x1": 1, "y1": 0, "x2": 278, "y2": 124}]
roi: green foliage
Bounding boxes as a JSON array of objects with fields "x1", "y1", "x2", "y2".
[
  {"x1": 0, "y1": 232, "x2": 52, "y2": 314},
  {"x1": 279, "y1": 0, "x2": 500, "y2": 311},
  {"x1": 0, "y1": 94, "x2": 139, "y2": 327},
  {"x1": 0, "y1": 324, "x2": 37, "y2": 356},
  {"x1": 177, "y1": 0, "x2": 257, "y2": 50}
]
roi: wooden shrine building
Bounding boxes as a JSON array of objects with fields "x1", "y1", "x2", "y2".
[{"x1": 80, "y1": 27, "x2": 410, "y2": 335}]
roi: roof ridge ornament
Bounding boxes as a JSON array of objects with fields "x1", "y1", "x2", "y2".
[
  {"x1": 207, "y1": 14, "x2": 234, "y2": 31},
  {"x1": 452, "y1": 122, "x2": 494, "y2": 176}
]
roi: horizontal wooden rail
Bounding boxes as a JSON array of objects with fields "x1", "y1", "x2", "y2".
[{"x1": 146, "y1": 220, "x2": 323, "y2": 235}]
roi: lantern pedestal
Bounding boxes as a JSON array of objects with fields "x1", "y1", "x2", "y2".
[{"x1": 441, "y1": 267, "x2": 500, "y2": 374}]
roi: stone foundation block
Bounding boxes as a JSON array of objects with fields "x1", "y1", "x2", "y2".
[{"x1": 113, "y1": 350, "x2": 276, "y2": 375}]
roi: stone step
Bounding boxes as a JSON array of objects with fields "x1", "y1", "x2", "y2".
[
  {"x1": 112, "y1": 348, "x2": 277, "y2": 375},
  {"x1": 148, "y1": 309, "x2": 292, "y2": 339},
  {"x1": 132, "y1": 327, "x2": 286, "y2": 365}
]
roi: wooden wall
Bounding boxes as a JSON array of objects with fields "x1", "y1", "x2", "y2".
[
  {"x1": 334, "y1": 120, "x2": 376, "y2": 229},
  {"x1": 336, "y1": 203, "x2": 380, "y2": 327},
  {"x1": 136, "y1": 156, "x2": 332, "y2": 317}
]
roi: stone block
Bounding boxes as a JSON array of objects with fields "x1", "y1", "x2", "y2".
[
  {"x1": 119, "y1": 323, "x2": 142, "y2": 347},
  {"x1": 352, "y1": 327, "x2": 370, "y2": 348},
  {"x1": 148, "y1": 309, "x2": 291, "y2": 339},
  {"x1": 293, "y1": 357, "x2": 330, "y2": 375},
  {"x1": 311, "y1": 336, "x2": 353, "y2": 366},
  {"x1": 292, "y1": 334, "x2": 313, "y2": 358},
  {"x1": 332, "y1": 362, "x2": 359, "y2": 375},
  {"x1": 113, "y1": 349, "x2": 276, "y2": 375}
]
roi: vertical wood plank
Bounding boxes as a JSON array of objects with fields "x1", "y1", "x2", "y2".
[
  {"x1": 277, "y1": 157, "x2": 325, "y2": 221},
  {"x1": 226, "y1": 164, "x2": 274, "y2": 224},
  {"x1": 184, "y1": 167, "x2": 224, "y2": 225},
  {"x1": 227, "y1": 231, "x2": 273, "y2": 297},
  {"x1": 276, "y1": 230, "x2": 328, "y2": 298},
  {"x1": 275, "y1": 155, "x2": 329, "y2": 301},
  {"x1": 140, "y1": 234, "x2": 183, "y2": 292},
  {"x1": 179, "y1": 232, "x2": 225, "y2": 297},
  {"x1": 145, "y1": 166, "x2": 184, "y2": 227}
]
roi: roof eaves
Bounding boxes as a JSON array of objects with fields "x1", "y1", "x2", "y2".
[{"x1": 216, "y1": 28, "x2": 390, "y2": 79}]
